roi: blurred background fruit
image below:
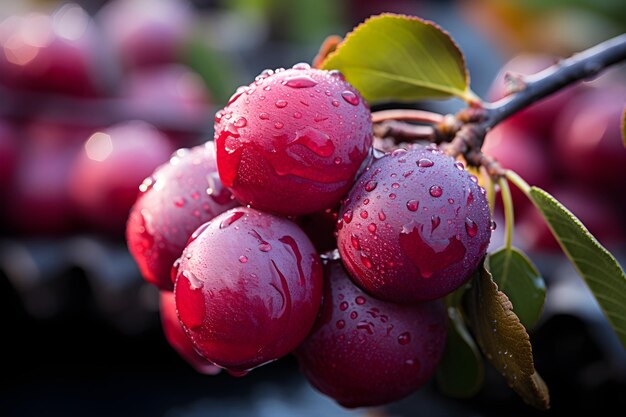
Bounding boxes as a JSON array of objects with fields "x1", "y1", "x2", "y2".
[{"x1": 0, "y1": 0, "x2": 624, "y2": 416}]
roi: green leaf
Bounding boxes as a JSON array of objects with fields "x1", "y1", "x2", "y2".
[
  {"x1": 529, "y1": 187, "x2": 626, "y2": 347},
  {"x1": 464, "y1": 264, "x2": 550, "y2": 410},
  {"x1": 622, "y1": 107, "x2": 626, "y2": 146},
  {"x1": 320, "y1": 13, "x2": 479, "y2": 103},
  {"x1": 487, "y1": 248, "x2": 546, "y2": 330},
  {"x1": 436, "y1": 307, "x2": 484, "y2": 398}
]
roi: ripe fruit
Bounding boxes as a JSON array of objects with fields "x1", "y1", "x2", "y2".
[
  {"x1": 0, "y1": 5, "x2": 108, "y2": 96},
  {"x1": 0, "y1": 120, "x2": 18, "y2": 197},
  {"x1": 6, "y1": 135, "x2": 77, "y2": 235},
  {"x1": 482, "y1": 123, "x2": 552, "y2": 214},
  {"x1": 214, "y1": 63, "x2": 373, "y2": 216},
  {"x1": 122, "y1": 64, "x2": 212, "y2": 146},
  {"x1": 173, "y1": 207, "x2": 323, "y2": 372},
  {"x1": 551, "y1": 86, "x2": 626, "y2": 189},
  {"x1": 68, "y1": 121, "x2": 174, "y2": 233},
  {"x1": 488, "y1": 54, "x2": 581, "y2": 138},
  {"x1": 97, "y1": 0, "x2": 192, "y2": 68},
  {"x1": 518, "y1": 186, "x2": 624, "y2": 252},
  {"x1": 337, "y1": 145, "x2": 492, "y2": 303},
  {"x1": 160, "y1": 291, "x2": 220, "y2": 375},
  {"x1": 295, "y1": 259, "x2": 447, "y2": 408},
  {"x1": 126, "y1": 142, "x2": 238, "y2": 291}
]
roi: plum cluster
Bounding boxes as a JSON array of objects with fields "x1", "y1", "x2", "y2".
[{"x1": 127, "y1": 63, "x2": 493, "y2": 407}]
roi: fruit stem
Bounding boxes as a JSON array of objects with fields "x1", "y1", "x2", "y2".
[
  {"x1": 372, "y1": 109, "x2": 445, "y2": 124},
  {"x1": 499, "y1": 177, "x2": 514, "y2": 251},
  {"x1": 505, "y1": 169, "x2": 531, "y2": 196},
  {"x1": 483, "y1": 33, "x2": 626, "y2": 130},
  {"x1": 373, "y1": 121, "x2": 435, "y2": 141}
]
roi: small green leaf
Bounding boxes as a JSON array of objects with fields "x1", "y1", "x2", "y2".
[
  {"x1": 464, "y1": 264, "x2": 550, "y2": 410},
  {"x1": 487, "y1": 248, "x2": 546, "y2": 330},
  {"x1": 320, "y1": 13, "x2": 479, "y2": 103},
  {"x1": 436, "y1": 307, "x2": 485, "y2": 398},
  {"x1": 529, "y1": 187, "x2": 626, "y2": 347},
  {"x1": 622, "y1": 107, "x2": 626, "y2": 146}
]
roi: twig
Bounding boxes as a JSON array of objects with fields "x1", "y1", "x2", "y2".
[{"x1": 372, "y1": 109, "x2": 444, "y2": 124}]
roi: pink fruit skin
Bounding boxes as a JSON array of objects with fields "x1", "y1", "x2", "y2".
[
  {"x1": 0, "y1": 6, "x2": 107, "y2": 96},
  {"x1": 337, "y1": 146, "x2": 492, "y2": 303},
  {"x1": 68, "y1": 121, "x2": 174, "y2": 234},
  {"x1": 488, "y1": 54, "x2": 582, "y2": 138},
  {"x1": 552, "y1": 86, "x2": 626, "y2": 189},
  {"x1": 159, "y1": 291, "x2": 221, "y2": 375},
  {"x1": 6, "y1": 134, "x2": 78, "y2": 235},
  {"x1": 295, "y1": 259, "x2": 448, "y2": 408},
  {"x1": 0, "y1": 120, "x2": 18, "y2": 197},
  {"x1": 126, "y1": 142, "x2": 238, "y2": 291},
  {"x1": 214, "y1": 64, "x2": 373, "y2": 216},
  {"x1": 174, "y1": 207, "x2": 323, "y2": 372},
  {"x1": 482, "y1": 123, "x2": 553, "y2": 215},
  {"x1": 519, "y1": 186, "x2": 624, "y2": 253},
  {"x1": 97, "y1": 0, "x2": 192, "y2": 68}
]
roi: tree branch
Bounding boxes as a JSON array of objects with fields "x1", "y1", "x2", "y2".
[{"x1": 483, "y1": 34, "x2": 626, "y2": 130}]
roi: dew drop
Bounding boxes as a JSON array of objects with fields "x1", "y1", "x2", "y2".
[
  {"x1": 389, "y1": 193, "x2": 396, "y2": 200},
  {"x1": 313, "y1": 114, "x2": 328, "y2": 122},
  {"x1": 332, "y1": 100, "x2": 340, "y2": 107},
  {"x1": 378, "y1": 210, "x2": 386, "y2": 221},
  {"x1": 341, "y1": 90, "x2": 359, "y2": 105},
  {"x1": 360, "y1": 252, "x2": 373, "y2": 269},
  {"x1": 431, "y1": 215, "x2": 441, "y2": 231},
  {"x1": 429, "y1": 185, "x2": 443, "y2": 198},
  {"x1": 455, "y1": 161, "x2": 465, "y2": 170},
  {"x1": 368, "y1": 223, "x2": 377, "y2": 233},
  {"x1": 351, "y1": 234, "x2": 361, "y2": 250},
  {"x1": 357, "y1": 321, "x2": 374, "y2": 334},
  {"x1": 355, "y1": 296, "x2": 366, "y2": 305},
  {"x1": 350, "y1": 311, "x2": 358, "y2": 320},
  {"x1": 470, "y1": 175, "x2": 478, "y2": 183},
  {"x1": 293, "y1": 111, "x2": 302, "y2": 119},
  {"x1": 336, "y1": 320, "x2": 345, "y2": 329},
  {"x1": 274, "y1": 122, "x2": 284, "y2": 129},
  {"x1": 490, "y1": 220, "x2": 497, "y2": 231},
  {"x1": 292, "y1": 62, "x2": 311, "y2": 70},
  {"x1": 417, "y1": 158, "x2": 434, "y2": 168},
  {"x1": 343, "y1": 210, "x2": 353, "y2": 223},
  {"x1": 391, "y1": 182, "x2": 400, "y2": 189},
  {"x1": 360, "y1": 210, "x2": 368, "y2": 219},
  {"x1": 174, "y1": 197, "x2": 186, "y2": 207},
  {"x1": 334, "y1": 157, "x2": 342, "y2": 165},
  {"x1": 339, "y1": 301, "x2": 349, "y2": 311},
  {"x1": 227, "y1": 89, "x2": 245, "y2": 105},
  {"x1": 398, "y1": 332, "x2": 411, "y2": 345},
  {"x1": 467, "y1": 191, "x2": 474, "y2": 206},
  {"x1": 465, "y1": 217, "x2": 478, "y2": 237},
  {"x1": 363, "y1": 198, "x2": 369, "y2": 205},
  {"x1": 406, "y1": 200, "x2": 419, "y2": 211},
  {"x1": 220, "y1": 211, "x2": 244, "y2": 228},
  {"x1": 448, "y1": 198, "x2": 454, "y2": 204},
  {"x1": 364, "y1": 180, "x2": 378, "y2": 192},
  {"x1": 239, "y1": 255, "x2": 248, "y2": 263},
  {"x1": 275, "y1": 100, "x2": 288, "y2": 108},
  {"x1": 233, "y1": 117, "x2": 247, "y2": 128},
  {"x1": 290, "y1": 126, "x2": 335, "y2": 157},
  {"x1": 259, "y1": 112, "x2": 270, "y2": 120},
  {"x1": 283, "y1": 75, "x2": 318, "y2": 88}
]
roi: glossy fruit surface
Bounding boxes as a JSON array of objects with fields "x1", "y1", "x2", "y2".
[
  {"x1": 0, "y1": 5, "x2": 106, "y2": 96},
  {"x1": 68, "y1": 121, "x2": 174, "y2": 233},
  {"x1": 160, "y1": 291, "x2": 221, "y2": 375},
  {"x1": 295, "y1": 259, "x2": 447, "y2": 408},
  {"x1": 337, "y1": 145, "x2": 492, "y2": 302},
  {"x1": 174, "y1": 207, "x2": 323, "y2": 372},
  {"x1": 214, "y1": 63, "x2": 372, "y2": 216},
  {"x1": 126, "y1": 142, "x2": 238, "y2": 291}
]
